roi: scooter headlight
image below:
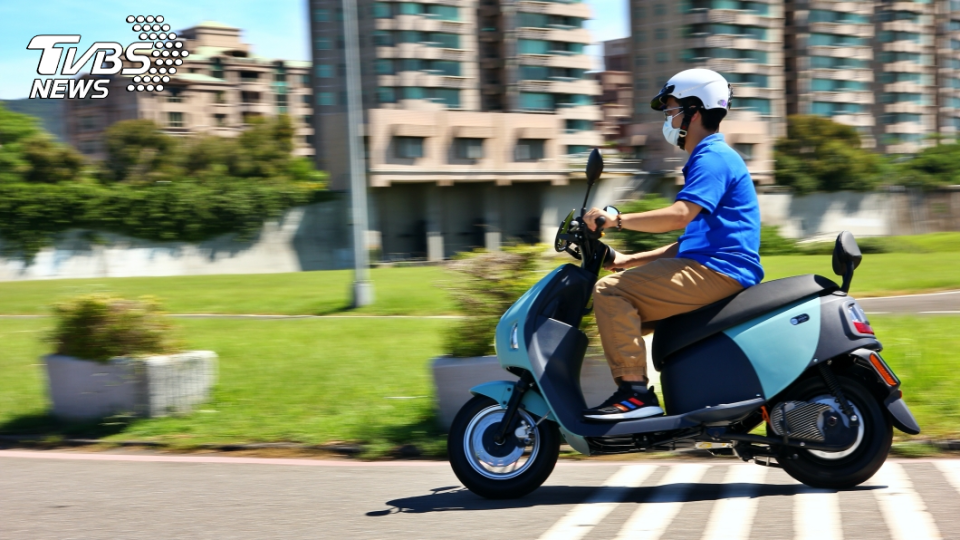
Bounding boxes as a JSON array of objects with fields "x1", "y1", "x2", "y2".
[{"x1": 510, "y1": 323, "x2": 519, "y2": 350}]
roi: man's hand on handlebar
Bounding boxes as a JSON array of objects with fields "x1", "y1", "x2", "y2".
[{"x1": 584, "y1": 207, "x2": 617, "y2": 231}]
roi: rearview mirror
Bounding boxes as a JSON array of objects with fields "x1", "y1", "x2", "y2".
[{"x1": 585, "y1": 148, "x2": 604, "y2": 186}]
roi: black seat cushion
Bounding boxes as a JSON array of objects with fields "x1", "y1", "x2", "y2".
[{"x1": 651, "y1": 274, "x2": 839, "y2": 371}]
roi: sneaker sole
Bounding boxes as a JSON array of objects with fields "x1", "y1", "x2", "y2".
[{"x1": 583, "y1": 406, "x2": 665, "y2": 421}]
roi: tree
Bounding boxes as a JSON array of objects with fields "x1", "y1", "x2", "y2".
[
  {"x1": 896, "y1": 142, "x2": 960, "y2": 189},
  {"x1": 0, "y1": 103, "x2": 83, "y2": 184},
  {"x1": 104, "y1": 120, "x2": 177, "y2": 182},
  {"x1": 774, "y1": 115, "x2": 882, "y2": 194}
]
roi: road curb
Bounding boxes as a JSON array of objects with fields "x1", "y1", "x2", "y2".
[{"x1": 0, "y1": 435, "x2": 366, "y2": 456}]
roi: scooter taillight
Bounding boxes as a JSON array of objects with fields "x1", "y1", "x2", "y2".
[{"x1": 847, "y1": 303, "x2": 874, "y2": 335}]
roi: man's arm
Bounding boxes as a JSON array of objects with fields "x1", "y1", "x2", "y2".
[
  {"x1": 584, "y1": 200, "x2": 702, "y2": 233},
  {"x1": 606, "y1": 242, "x2": 679, "y2": 270}
]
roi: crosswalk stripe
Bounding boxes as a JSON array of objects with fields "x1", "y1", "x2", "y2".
[
  {"x1": 933, "y1": 460, "x2": 960, "y2": 496},
  {"x1": 537, "y1": 464, "x2": 657, "y2": 540},
  {"x1": 794, "y1": 486, "x2": 843, "y2": 540},
  {"x1": 870, "y1": 462, "x2": 942, "y2": 540},
  {"x1": 700, "y1": 464, "x2": 767, "y2": 540},
  {"x1": 612, "y1": 463, "x2": 710, "y2": 540}
]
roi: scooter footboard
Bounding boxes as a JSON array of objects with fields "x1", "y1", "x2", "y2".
[{"x1": 470, "y1": 381, "x2": 555, "y2": 422}]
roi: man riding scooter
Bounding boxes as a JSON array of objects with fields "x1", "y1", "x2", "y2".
[{"x1": 582, "y1": 68, "x2": 764, "y2": 421}]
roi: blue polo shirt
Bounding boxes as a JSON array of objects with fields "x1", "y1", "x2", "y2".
[{"x1": 675, "y1": 133, "x2": 763, "y2": 288}]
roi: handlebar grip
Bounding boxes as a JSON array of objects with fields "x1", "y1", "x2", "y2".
[{"x1": 595, "y1": 216, "x2": 607, "y2": 230}]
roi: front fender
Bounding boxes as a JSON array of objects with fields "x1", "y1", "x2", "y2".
[{"x1": 470, "y1": 381, "x2": 555, "y2": 422}]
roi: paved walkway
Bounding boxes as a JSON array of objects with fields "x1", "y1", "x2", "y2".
[{"x1": 2, "y1": 450, "x2": 959, "y2": 540}]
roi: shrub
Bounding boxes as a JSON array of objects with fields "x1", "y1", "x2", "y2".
[
  {"x1": 442, "y1": 245, "x2": 542, "y2": 357},
  {"x1": 759, "y1": 225, "x2": 798, "y2": 255},
  {"x1": 50, "y1": 294, "x2": 182, "y2": 362}
]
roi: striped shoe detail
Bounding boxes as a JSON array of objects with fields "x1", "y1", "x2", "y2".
[
  {"x1": 628, "y1": 397, "x2": 645, "y2": 407},
  {"x1": 620, "y1": 401, "x2": 637, "y2": 410},
  {"x1": 613, "y1": 403, "x2": 630, "y2": 412}
]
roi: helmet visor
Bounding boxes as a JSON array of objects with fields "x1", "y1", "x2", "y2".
[{"x1": 649, "y1": 84, "x2": 674, "y2": 111}]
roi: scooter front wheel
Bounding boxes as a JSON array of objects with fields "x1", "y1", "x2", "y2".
[{"x1": 448, "y1": 395, "x2": 560, "y2": 499}]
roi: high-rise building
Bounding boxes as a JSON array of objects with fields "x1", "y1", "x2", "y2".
[
  {"x1": 784, "y1": 1, "x2": 876, "y2": 146},
  {"x1": 937, "y1": 1, "x2": 960, "y2": 141},
  {"x1": 622, "y1": 0, "x2": 784, "y2": 188},
  {"x1": 593, "y1": 38, "x2": 634, "y2": 144},
  {"x1": 308, "y1": 0, "x2": 614, "y2": 261},
  {"x1": 65, "y1": 22, "x2": 314, "y2": 160}
]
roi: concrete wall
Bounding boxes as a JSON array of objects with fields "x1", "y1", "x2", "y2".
[
  {"x1": 758, "y1": 189, "x2": 960, "y2": 239},
  {"x1": 0, "y1": 199, "x2": 353, "y2": 281}
]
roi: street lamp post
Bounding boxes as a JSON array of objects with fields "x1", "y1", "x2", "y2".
[{"x1": 342, "y1": 0, "x2": 373, "y2": 307}]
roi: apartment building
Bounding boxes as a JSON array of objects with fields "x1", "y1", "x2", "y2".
[
  {"x1": 309, "y1": 0, "x2": 616, "y2": 261},
  {"x1": 593, "y1": 38, "x2": 634, "y2": 144},
  {"x1": 622, "y1": 0, "x2": 783, "y2": 189},
  {"x1": 784, "y1": 1, "x2": 876, "y2": 146},
  {"x1": 65, "y1": 22, "x2": 314, "y2": 160}
]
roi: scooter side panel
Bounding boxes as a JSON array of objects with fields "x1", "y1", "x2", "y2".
[
  {"x1": 494, "y1": 266, "x2": 566, "y2": 373},
  {"x1": 723, "y1": 297, "x2": 821, "y2": 399}
]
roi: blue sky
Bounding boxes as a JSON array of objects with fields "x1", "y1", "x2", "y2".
[{"x1": 0, "y1": 0, "x2": 628, "y2": 99}]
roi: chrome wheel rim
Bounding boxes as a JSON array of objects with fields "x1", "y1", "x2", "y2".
[
  {"x1": 463, "y1": 405, "x2": 541, "y2": 480},
  {"x1": 807, "y1": 394, "x2": 865, "y2": 460}
]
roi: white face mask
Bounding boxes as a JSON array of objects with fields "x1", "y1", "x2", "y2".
[{"x1": 662, "y1": 111, "x2": 685, "y2": 147}]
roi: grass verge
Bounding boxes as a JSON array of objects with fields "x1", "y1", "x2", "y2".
[
  {"x1": 0, "y1": 266, "x2": 455, "y2": 316},
  {"x1": 0, "y1": 317, "x2": 453, "y2": 458}
]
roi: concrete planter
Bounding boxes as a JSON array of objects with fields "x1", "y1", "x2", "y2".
[
  {"x1": 44, "y1": 351, "x2": 218, "y2": 421},
  {"x1": 431, "y1": 355, "x2": 619, "y2": 431}
]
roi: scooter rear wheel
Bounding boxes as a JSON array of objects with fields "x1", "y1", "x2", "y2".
[
  {"x1": 448, "y1": 395, "x2": 560, "y2": 499},
  {"x1": 770, "y1": 375, "x2": 892, "y2": 489}
]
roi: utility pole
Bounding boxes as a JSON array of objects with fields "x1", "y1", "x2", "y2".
[{"x1": 342, "y1": 0, "x2": 373, "y2": 307}]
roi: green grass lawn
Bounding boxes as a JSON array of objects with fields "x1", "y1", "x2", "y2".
[
  {"x1": 2, "y1": 314, "x2": 957, "y2": 455},
  {"x1": 0, "y1": 266, "x2": 456, "y2": 316},
  {"x1": 0, "y1": 317, "x2": 454, "y2": 456},
  {"x1": 762, "y1": 252, "x2": 960, "y2": 297}
]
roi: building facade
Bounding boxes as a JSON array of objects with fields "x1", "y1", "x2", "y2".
[
  {"x1": 622, "y1": 0, "x2": 783, "y2": 189},
  {"x1": 308, "y1": 0, "x2": 617, "y2": 261},
  {"x1": 592, "y1": 39, "x2": 634, "y2": 145},
  {"x1": 65, "y1": 22, "x2": 314, "y2": 161}
]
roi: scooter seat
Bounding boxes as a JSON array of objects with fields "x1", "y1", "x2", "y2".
[{"x1": 650, "y1": 274, "x2": 839, "y2": 371}]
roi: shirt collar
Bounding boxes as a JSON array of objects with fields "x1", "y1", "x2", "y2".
[{"x1": 682, "y1": 133, "x2": 725, "y2": 174}]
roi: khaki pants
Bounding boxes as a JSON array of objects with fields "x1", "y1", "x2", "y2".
[{"x1": 594, "y1": 257, "x2": 744, "y2": 384}]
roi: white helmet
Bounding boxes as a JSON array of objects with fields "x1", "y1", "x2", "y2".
[{"x1": 650, "y1": 68, "x2": 731, "y2": 112}]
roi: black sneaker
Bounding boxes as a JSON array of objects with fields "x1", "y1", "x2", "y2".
[{"x1": 583, "y1": 383, "x2": 665, "y2": 421}]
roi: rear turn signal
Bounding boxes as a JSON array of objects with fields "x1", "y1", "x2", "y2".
[
  {"x1": 869, "y1": 353, "x2": 899, "y2": 387},
  {"x1": 847, "y1": 303, "x2": 874, "y2": 335}
]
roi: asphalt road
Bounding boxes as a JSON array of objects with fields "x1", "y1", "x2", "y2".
[
  {"x1": 3, "y1": 451, "x2": 960, "y2": 540},
  {"x1": 857, "y1": 290, "x2": 960, "y2": 315}
]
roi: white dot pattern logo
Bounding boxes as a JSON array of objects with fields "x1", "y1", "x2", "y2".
[{"x1": 124, "y1": 15, "x2": 190, "y2": 94}]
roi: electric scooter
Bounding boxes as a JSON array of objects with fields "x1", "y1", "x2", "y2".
[{"x1": 447, "y1": 149, "x2": 921, "y2": 499}]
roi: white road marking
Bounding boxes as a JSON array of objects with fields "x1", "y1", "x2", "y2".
[
  {"x1": 794, "y1": 486, "x2": 843, "y2": 540},
  {"x1": 870, "y1": 462, "x2": 941, "y2": 540},
  {"x1": 613, "y1": 463, "x2": 709, "y2": 540},
  {"x1": 933, "y1": 460, "x2": 960, "y2": 496},
  {"x1": 700, "y1": 464, "x2": 767, "y2": 540},
  {"x1": 919, "y1": 311, "x2": 960, "y2": 314},
  {"x1": 538, "y1": 464, "x2": 657, "y2": 540}
]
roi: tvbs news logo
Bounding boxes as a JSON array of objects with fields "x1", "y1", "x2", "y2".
[{"x1": 27, "y1": 15, "x2": 190, "y2": 100}]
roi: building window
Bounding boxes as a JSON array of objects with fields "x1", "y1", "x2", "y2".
[
  {"x1": 426, "y1": 4, "x2": 459, "y2": 20},
  {"x1": 395, "y1": 136, "x2": 425, "y2": 158},
  {"x1": 241, "y1": 91, "x2": 259, "y2": 103},
  {"x1": 518, "y1": 39, "x2": 550, "y2": 54},
  {"x1": 454, "y1": 138, "x2": 484, "y2": 159},
  {"x1": 79, "y1": 116, "x2": 96, "y2": 131},
  {"x1": 306, "y1": 134, "x2": 315, "y2": 145},
  {"x1": 654, "y1": 3, "x2": 666, "y2": 15},
  {"x1": 426, "y1": 32, "x2": 460, "y2": 48},
  {"x1": 168, "y1": 112, "x2": 184, "y2": 128},
  {"x1": 565, "y1": 119, "x2": 593, "y2": 132},
  {"x1": 317, "y1": 64, "x2": 333, "y2": 78},
  {"x1": 515, "y1": 139, "x2": 545, "y2": 161},
  {"x1": 240, "y1": 71, "x2": 259, "y2": 82},
  {"x1": 316, "y1": 38, "x2": 332, "y2": 50},
  {"x1": 399, "y1": 2, "x2": 424, "y2": 15},
  {"x1": 211, "y1": 59, "x2": 224, "y2": 80},
  {"x1": 167, "y1": 87, "x2": 183, "y2": 102},
  {"x1": 314, "y1": 8, "x2": 329, "y2": 22},
  {"x1": 402, "y1": 87, "x2": 426, "y2": 100},
  {"x1": 519, "y1": 65, "x2": 549, "y2": 80},
  {"x1": 300, "y1": 74, "x2": 310, "y2": 85},
  {"x1": 300, "y1": 94, "x2": 310, "y2": 105},
  {"x1": 734, "y1": 143, "x2": 754, "y2": 161},
  {"x1": 654, "y1": 28, "x2": 667, "y2": 40},
  {"x1": 737, "y1": 97, "x2": 773, "y2": 115},
  {"x1": 566, "y1": 145, "x2": 591, "y2": 155},
  {"x1": 215, "y1": 114, "x2": 226, "y2": 127},
  {"x1": 276, "y1": 93, "x2": 288, "y2": 112},
  {"x1": 376, "y1": 59, "x2": 394, "y2": 74},
  {"x1": 519, "y1": 92, "x2": 553, "y2": 111},
  {"x1": 378, "y1": 87, "x2": 397, "y2": 103},
  {"x1": 318, "y1": 92, "x2": 336, "y2": 106},
  {"x1": 374, "y1": 31, "x2": 392, "y2": 46},
  {"x1": 432, "y1": 88, "x2": 460, "y2": 108},
  {"x1": 635, "y1": 54, "x2": 647, "y2": 66},
  {"x1": 374, "y1": 2, "x2": 392, "y2": 18},
  {"x1": 637, "y1": 78, "x2": 647, "y2": 90},
  {"x1": 214, "y1": 91, "x2": 226, "y2": 104},
  {"x1": 656, "y1": 52, "x2": 668, "y2": 63}
]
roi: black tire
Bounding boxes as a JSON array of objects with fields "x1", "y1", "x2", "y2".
[
  {"x1": 448, "y1": 395, "x2": 561, "y2": 499},
  {"x1": 770, "y1": 374, "x2": 892, "y2": 490}
]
